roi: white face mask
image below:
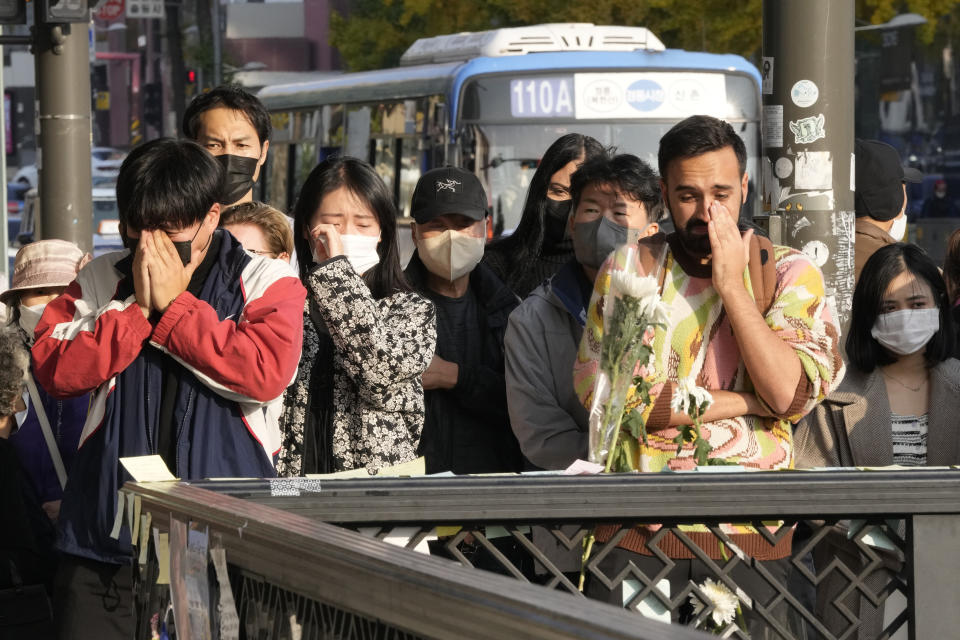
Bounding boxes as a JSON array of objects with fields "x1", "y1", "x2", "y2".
[
  {"x1": 889, "y1": 214, "x2": 907, "y2": 242},
  {"x1": 418, "y1": 230, "x2": 485, "y2": 282},
  {"x1": 18, "y1": 302, "x2": 46, "y2": 339},
  {"x1": 312, "y1": 234, "x2": 381, "y2": 275},
  {"x1": 871, "y1": 307, "x2": 939, "y2": 356}
]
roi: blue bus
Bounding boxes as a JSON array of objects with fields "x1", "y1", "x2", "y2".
[{"x1": 257, "y1": 23, "x2": 762, "y2": 233}]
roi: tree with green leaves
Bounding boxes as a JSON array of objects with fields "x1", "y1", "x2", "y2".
[{"x1": 330, "y1": 0, "x2": 960, "y2": 71}]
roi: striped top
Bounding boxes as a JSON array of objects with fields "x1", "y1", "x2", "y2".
[{"x1": 891, "y1": 412, "x2": 928, "y2": 466}]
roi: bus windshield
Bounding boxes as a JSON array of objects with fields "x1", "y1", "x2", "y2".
[
  {"x1": 471, "y1": 120, "x2": 760, "y2": 234},
  {"x1": 460, "y1": 72, "x2": 760, "y2": 232}
]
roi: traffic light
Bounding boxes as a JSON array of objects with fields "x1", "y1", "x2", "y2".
[
  {"x1": 143, "y1": 83, "x2": 162, "y2": 131},
  {"x1": 39, "y1": 0, "x2": 90, "y2": 22},
  {"x1": 185, "y1": 68, "x2": 197, "y2": 98},
  {"x1": 0, "y1": 0, "x2": 26, "y2": 24}
]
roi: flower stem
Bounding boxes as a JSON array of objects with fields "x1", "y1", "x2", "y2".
[
  {"x1": 579, "y1": 532, "x2": 596, "y2": 592},
  {"x1": 602, "y1": 370, "x2": 623, "y2": 473}
]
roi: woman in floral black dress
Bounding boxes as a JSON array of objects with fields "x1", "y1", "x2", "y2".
[{"x1": 278, "y1": 157, "x2": 436, "y2": 476}]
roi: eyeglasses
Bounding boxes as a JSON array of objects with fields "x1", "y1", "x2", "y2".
[{"x1": 247, "y1": 248, "x2": 277, "y2": 258}]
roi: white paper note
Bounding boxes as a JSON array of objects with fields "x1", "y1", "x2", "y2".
[{"x1": 120, "y1": 455, "x2": 177, "y2": 482}]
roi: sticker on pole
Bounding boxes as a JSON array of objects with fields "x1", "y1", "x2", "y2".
[
  {"x1": 761, "y1": 57, "x2": 774, "y2": 95},
  {"x1": 790, "y1": 80, "x2": 819, "y2": 108},
  {"x1": 789, "y1": 114, "x2": 826, "y2": 145},
  {"x1": 774, "y1": 157, "x2": 793, "y2": 179},
  {"x1": 802, "y1": 240, "x2": 830, "y2": 268},
  {"x1": 763, "y1": 105, "x2": 783, "y2": 148}
]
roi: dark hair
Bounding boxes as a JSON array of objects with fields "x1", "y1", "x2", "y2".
[
  {"x1": 182, "y1": 84, "x2": 272, "y2": 146},
  {"x1": 570, "y1": 151, "x2": 662, "y2": 222},
  {"x1": 291, "y1": 156, "x2": 410, "y2": 299},
  {"x1": 117, "y1": 138, "x2": 224, "y2": 231},
  {"x1": 943, "y1": 228, "x2": 960, "y2": 304},
  {"x1": 487, "y1": 133, "x2": 604, "y2": 260},
  {"x1": 658, "y1": 115, "x2": 747, "y2": 180},
  {"x1": 847, "y1": 243, "x2": 953, "y2": 371}
]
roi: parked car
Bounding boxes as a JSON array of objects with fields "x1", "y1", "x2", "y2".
[
  {"x1": 16, "y1": 187, "x2": 122, "y2": 257},
  {"x1": 92, "y1": 187, "x2": 122, "y2": 256},
  {"x1": 11, "y1": 147, "x2": 127, "y2": 189}
]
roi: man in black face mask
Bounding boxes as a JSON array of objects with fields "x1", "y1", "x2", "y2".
[
  {"x1": 505, "y1": 152, "x2": 661, "y2": 471},
  {"x1": 182, "y1": 84, "x2": 272, "y2": 207}
]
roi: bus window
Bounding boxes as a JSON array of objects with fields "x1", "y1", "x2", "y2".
[
  {"x1": 322, "y1": 104, "x2": 345, "y2": 148},
  {"x1": 372, "y1": 137, "x2": 397, "y2": 195},
  {"x1": 293, "y1": 138, "x2": 318, "y2": 200},
  {"x1": 346, "y1": 106, "x2": 372, "y2": 160},
  {"x1": 398, "y1": 137, "x2": 420, "y2": 218},
  {"x1": 266, "y1": 141, "x2": 290, "y2": 211}
]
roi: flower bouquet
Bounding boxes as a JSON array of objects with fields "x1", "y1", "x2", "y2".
[{"x1": 586, "y1": 245, "x2": 669, "y2": 472}]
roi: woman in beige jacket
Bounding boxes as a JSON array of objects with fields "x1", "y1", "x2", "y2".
[
  {"x1": 797, "y1": 243, "x2": 960, "y2": 468},
  {"x1": 795, "y1": 242, "x2": 960, "y2": 640}
]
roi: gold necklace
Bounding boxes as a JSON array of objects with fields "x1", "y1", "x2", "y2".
[{"x1": 880, "y1": 368, "x2": 927, "y2": 393}]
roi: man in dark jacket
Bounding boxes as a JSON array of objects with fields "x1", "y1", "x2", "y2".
[
  {"x1": 854, "y1": 139, "x2": 922, "y2": 280},
  {"x1": 32, "y1": 139, "x2": 306, "y2": 639},
  {"x1": 505, "y1": 152, "x2": 661, "y2": 470},
  {"x1": 406, "y1": 167, "x2": 522, "y2": 474}
]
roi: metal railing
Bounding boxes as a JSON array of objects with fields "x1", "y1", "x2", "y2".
[
  {"x1": 126, "y1": 468, "x2": 960, "y2": 640},
  {"x1": 124, "y1": 478, "x2": 707, "y2": 640}
]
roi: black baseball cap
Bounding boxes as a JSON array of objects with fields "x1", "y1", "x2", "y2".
[
  {"x1": 411, "y1": 167, "x2": 488, "y2": 224},
  {"x1": 855, "y1": 139, "x2": 922, "y2": 221}
]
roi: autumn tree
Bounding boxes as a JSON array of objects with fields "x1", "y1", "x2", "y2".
[{"x1": 330, "y1": 0, "x2": 960, "y2": 71}]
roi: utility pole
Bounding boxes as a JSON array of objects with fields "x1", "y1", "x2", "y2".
[
  {"x1": 35, "y1": 20, "x2": 93, "y2": 251},
  {"x1": 762, "y1": 0, "x2": 855, "y2": 333}
]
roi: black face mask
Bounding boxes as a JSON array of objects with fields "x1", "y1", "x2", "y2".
[
  {"x1": 217, "y1": 153, "x2": 260, "y2": 206},
  {"x1": 122, "y1": 227, "x2": 198, "y2": 266},
  {"x1": 542, "y1": 198, "x2": 572, "y2": 245}
]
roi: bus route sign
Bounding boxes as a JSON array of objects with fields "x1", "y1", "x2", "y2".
[{"x1": 509, "y1": 77, "x2": 575, "y2": 118}]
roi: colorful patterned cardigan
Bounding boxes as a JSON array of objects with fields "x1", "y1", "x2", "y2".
[{"x1": 574, "y1": 241, "x2": 845, "y2": 559}]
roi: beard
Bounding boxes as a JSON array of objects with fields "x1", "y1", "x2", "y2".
[{"x1": 674, "y1": 218, "x2": 712, "y2": 258}]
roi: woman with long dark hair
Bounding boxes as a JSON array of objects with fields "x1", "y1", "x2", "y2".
[
  {"x1": 279, "y1": 156, "x2": 436, "y2": 476},
  {"x1": 483, "y1": 133, "x2": 604, "y2": 298}
]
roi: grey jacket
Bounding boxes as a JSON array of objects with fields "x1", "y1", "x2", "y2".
[
  {"x1": 504, "y1": 265, "x2": 590, "y2": 470},
  {"x1": 795, "y1": 358, "x2": 960, "y2": 468}
]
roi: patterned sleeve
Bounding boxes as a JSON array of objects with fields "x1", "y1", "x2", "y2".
[
  {"x1": 760, "y1": 247, "x2": 845, "y2": 422},
  {"x1": 307, "y1": 257, "x2": 436, "y2": 408}
]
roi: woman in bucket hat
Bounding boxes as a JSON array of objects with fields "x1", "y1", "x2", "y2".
[{"x1": 1, "y1": 239, "x2": 91, "y2": 529}]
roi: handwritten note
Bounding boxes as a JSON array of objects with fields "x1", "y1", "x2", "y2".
[{"x1": 120, "y1": 455, "x2": 177, "y2": 482}]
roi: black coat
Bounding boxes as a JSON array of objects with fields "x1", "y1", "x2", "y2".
[{"x1": 406, "y1": 253, "x2": 523, "y2": 474}]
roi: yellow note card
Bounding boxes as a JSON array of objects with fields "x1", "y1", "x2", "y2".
[
  {"x1": 120, "y1": 455, "x2": 178, "y2": 482},
  {"x1": 380, "y1": 456, "x2": 426, "y2": 477},
  {"x1": 153, "y1": 529, "x2": 170, "y2": 585},
  {"x1": 305, "y1": 456, "x2": 426, "y2": 479}
]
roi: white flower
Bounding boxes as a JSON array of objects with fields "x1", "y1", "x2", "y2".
[
  {"x1": 610, "y1": 271, "x2": 659, "y2": 301},
  {"x1": 649, "y1": 300, "x2": 671, "y2": 326},
  {"x1": 691, "y1": 386, "x2": 713, "y2": 412},
  {"x1": 671, "y1": 377, "x2": 714, "y2": 417},
  {"x1": 689, "y1": 578, "x2": 738, "y2": 627},
  {"x1": 671, "y1": 384, "x2": 690, "y2": 415}
]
